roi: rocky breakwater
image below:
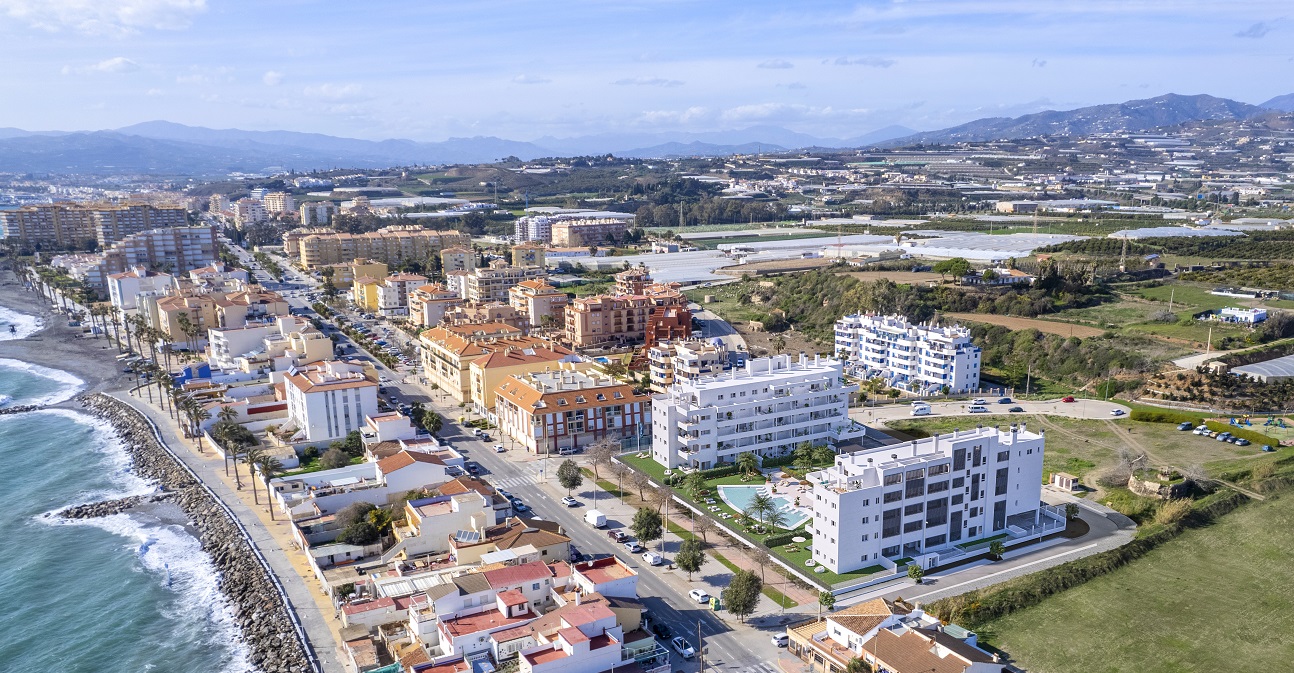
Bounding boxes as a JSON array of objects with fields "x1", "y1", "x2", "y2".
[
  {"x1": 79, "y1": 394, "x2": 313, "y2": 673},
  {"x1": 0, "y1": 404, "x2": 41, "y2": 416}
]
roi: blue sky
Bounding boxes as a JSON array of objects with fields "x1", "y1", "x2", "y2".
[{"x1": 0, "y1": 0, "x2": 1288, "y2": 141}]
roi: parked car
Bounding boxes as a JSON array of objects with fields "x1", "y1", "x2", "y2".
[
  {"x1": 1262, "y1": 445, "x2": 1275, "y2": 452},
  {"x1": 642, "y1": 551, "x2": 663, "y2": 566},
  {"x1": 624, "y1": 541, "x2": 643, "y2": 553},
  {"x1": 771, "y1": 633, "x2": 789, "y2": 648},
  {"x1": 650, "y1": 620, "x2": 671, "y2": 639},
  {"x1": 561, "y1": 496, "x2": 580, "y2": 507},
  {"x1": 688, "y1": 589, "x2": 710, "y2": 604},
  {"x1": 670, "y1": 637, "x2": 695, "y2": 660},
  {"x1": 1216, "y1": 433, "x2": 1231, "y2": 442},
  {"x1": 1061, "y1": 396, "x2": 1076, "y2": 403},
  {"x1": 1110, "y1": 409, "x2": 1126, "y2": 417},
  {"x1": 608, "y1": 529, "x2": 628, "y2": 542},
  {"x1": 511, "y1": 499, "x2": 529, "y2": 512},
  {"x1": 1008, "y1": 406, "x2": 1024, "y2": 413},
  {"x1": 1178, "y1": 422, "x2": 1195, "y2": 431},
  {"x1": 493, "y1": 444, "x2": 505, "y2": 453}
]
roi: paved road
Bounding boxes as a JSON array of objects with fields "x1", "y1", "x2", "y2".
[
  {"x1": 853, "y1": 397, "x2": 1132, "y2": 427},
  {"x1": 689, "y1": 303, "x2": 747, "y2": 353}
]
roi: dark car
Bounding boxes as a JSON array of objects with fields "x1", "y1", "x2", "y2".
[
  {"x1": 1008, "y1": 406, "x2": 1024, "y2": 413},
  {"x1": 1262, "y1": 445, "x2": 1275, "y2": 452},
  {"x1": 569, "y1": 546, "x2": 585, "y2": 563},
  {"x1": 1177, "y1": 421, "x2": 1195, "y2": 431},
  {"x1": 997, "y1": 397, "x2": 1012, "y2": 404},
  {"x1": 650, "y1": 621, "x2": 671, "y2": 639}
]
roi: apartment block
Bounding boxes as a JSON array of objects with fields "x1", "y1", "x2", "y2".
[
  {"x1": 508, "y1": 279, "x2": 569, "y2": 331},
  {"x1": 512, "y1": 243, "x2": 546, "y2": 268},
  {"x1": 209, "y1": 194, "x2": 230, "y2": 213},
  {"x1": 469, "y1": 344, "x2": 584, "y2": 418},
  {"x1": 494, "y1": 364, "x2": 652, "y2": 454},
  {"x1": 418, "y1": 323, "x2": 536, "y2": 402},
  {"x1": 106, "y1": 267, "x2": 176, "y2": 310},
  {"x1": 647, "y1": 339, "x2": 728, "y2": 393},
  {"x1": 79, "y1": 225, "x2": 220, "y2": 294},
  {"x1": 550, "y1": 219, "x2": 630, "y2": 247},
  {"x1": 263, "y1": 191, "x2": 296, "y2": 214},
  {"x1": 808, "y1": 424, "x2": 1045, "y2": 574},
  {"x1": 289, "y1": 225, "x2": 470, "y2": 269},
  {"x1": 440, "y1": 246, "x2": 476, "y2": 273},
  {"x1": 298, "y1": 201, "x2": 337, "y2": 226},
  {"x1": 465, "y1": 261, "x2": 548, "y2": 303},
  {"x1": 90, "y1": 204, "x2": 189, "y2": 247},
  {"x1": 409, "y1": 283, "x2": 465, "y2": 327},
  {"x1": 652, "y1": 354, "x2": 864, "y2": 470},
  {"x1": 834, "y1": 314, "x2": 981, "y2": 394},
  {"x1": 376, "y1": 272, "x2": 430, "y2": 316},
  {"x1": 282, "y1": 360, "x2": 379, "y2": 444},
  {"x1": 0, "y1": 202, "x2": 187, "y2": 248},
  {"x1": 232, "y1": 198, "x2": 268, "y2": 228},
  {"x1": 514, "y1": 215, "x2": 553, "y2": 243}
]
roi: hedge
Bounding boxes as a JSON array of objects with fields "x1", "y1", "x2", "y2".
[
  {"x1": 926, "y1": 488, "x2": 1249, "y2": 627},
  {"x1": 764, "y1": 531, "x2": 810, "y2": 548},
  {"x1": 698, "y1": 465, "x2": 742, "y2": 479},
  {"x1": 1204, "y1": 420, "x2": 1279, "y2": 445},
  {"x1": 1130, "y1": 408, "x2": 1205, "y2": 426}
]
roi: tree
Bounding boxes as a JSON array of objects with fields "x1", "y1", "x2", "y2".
[
  {"x1": 629, "y1": 471, "x2": 650, "y2": 501},
  {"x1": 320, "y1": 447, "x2": 350, "y2": 469},
  {"x1": 610, "y1": 463, "x2": 630, "y2": 494},
  {"x1": 683, "y1": 471, "x2": 708, "y2": 499},
  {"x1": 675, "y1": 538, "x2": 706, "y2": 580},
  {"x1": 587, "y1": 440, "x2": 617, "y2": 480},
  {"x1": 736, "y1": 452, "x2": 759, "y2": 478},
  {"x1": 650, "y1": 485, "x2": 673, "y2": 514},
  {"x1": 907, "y1": 564, "x2": 925, "y2": 584},
  {"x1": 242, "y1": 446, "x2": 266, "y2": 504},
  {"x1": 818, "y1": 590, "x2": 836, "y2": 617},
  {"x1": 336, "y1": 502, "x2": 378, "y2": 530},
  {"x1": 256, "y1": 453, "x2": 285, "y2": 520},
  {"x1": 811, "y1": 444, "x2": 837, "y2": 465},
  {"x1": 722, "y1": 569, "x2": 763, "y2": 622},
  {"x1": 1064, "y1": 503, "x2": 1080, "y2": 520},
  {"x1": 631, "y1": 507, "x2": 663, "y2": 547},
  {"x1": 693, "y1": 515, "x2": 717, "y2": 546},
  {"x1": 988, "y1": 540, "x2": 1006, "y2": 560},
  {"x1": 746, "y1": 492, "x2": 775, "y2": 527},
  {"x1": 773, "y1": 334, "x2": 787, "y2": 355},
  {"x1": 933, "y1": 257, "x2": 971, "y2": 282},
  {"x1": 981, "y1": 269, "x2": 999, "y2": 284},
  {"x1": 845, "y1": 658, "x2": 871, "y2": 673},
  {"x1": 337, "y1": 521, "x2": 380, "y2": 546},
  {"x1": 557, "y1": 459, "x2": 583, "y2": 495},
  {"x1": 763, "y1": 507, "x2": 787, "y2": 532}
]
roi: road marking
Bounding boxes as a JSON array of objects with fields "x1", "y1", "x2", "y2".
[{"x1": 909, "y1": 542, "x2": 1099, "y2": 599}]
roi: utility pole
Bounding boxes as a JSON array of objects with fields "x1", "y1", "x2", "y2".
[
  {"x1": 1025, "y1": 364, "x2": 1032, "y2": 399},
  {"x1": 1167, "y1": 288, "x2": 1175, "y2": 316},
  {"x1": 697, "y1": 620, "x2": 705, "y2": 673}
]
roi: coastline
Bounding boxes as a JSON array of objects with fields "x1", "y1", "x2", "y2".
[{"x1": 0, "y1": 268, "x2": 319, "y2": 673}]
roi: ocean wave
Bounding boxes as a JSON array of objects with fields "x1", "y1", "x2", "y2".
[
  {"x1": 0, "y1": 304, "x2": 43, "y2": 341},
  {"x1": 55, "y1": 513, "x2": 256, "y2": 673},
  {"x1": 0, "y1": 358, "x2": 85, "y2": 405}
]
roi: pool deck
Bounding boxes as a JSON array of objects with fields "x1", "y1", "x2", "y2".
[{"x1": 716, "y1": 483, "x2": 812, "y2": 529}]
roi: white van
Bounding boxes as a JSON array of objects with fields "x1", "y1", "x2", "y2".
[
  {"x1": 910, "y1": 404, "x2": 931, "y2": 416},
  {"x1": 968, "y1": 405, "x2": 988, "y2": 414},
  {"x1": 584, "y1": 510, "x2": 606, "y2": 528},
  {"x1": 642, "y1": 551, "x2": 663, "y2": 566}
]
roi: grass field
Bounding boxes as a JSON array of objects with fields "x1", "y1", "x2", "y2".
[
  {"x1": 944, "y1": 313, "x2": 1106, "y2": 338},
  {"x1": 1137, "y1": 283, "x2": 1234, "y2": 311},
  {"x1": 986, "y1": 493, "x2": 1294, "y2": 673}
]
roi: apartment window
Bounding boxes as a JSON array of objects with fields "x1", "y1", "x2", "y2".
[
  {"x1": 994, "y1": 467, "x2": 1009, "y2": 496},
  {"x1": 997, "y1": 450, "x2": 1010, "y2": 462},
  {"x1": 972, "y1": 446, "x2": 983, "y2": 468},
  {"x1": 951, "y1": 493, "x2": 964, "y2": 505},
  {"x1": 905, "y1": 468, "x2": 925, "y2": 480},
  {"x1": 881, "y1": 509, "x2": 901, "y2": 538},
  {"x1": 884, "y1": 473, "x2": 902, "y2": 486},
  {"x1": 952, "y1": 476, "x2": 965, "y2": 489},
  {"x1": 928, "y1": 480, "x2": 949, "y2": 494},
  {"x1": 970, "y1": 474, "x2": 981, "y2": 501},
  {"x1": 904, "y1": 502, "x2": 924, "y2": 516},
  {"x1": 970, "y1": 506, "x2": 980, "y2": 518},
  {"x1": 882, "y1": 545, "x2": 901, "y2": 557},
  {"x1": 925, "y1": 534, "x2": 947, "y2": 548},
  {"x1": 860, "y1": 516, "x2": 869, "y2": 524},
  {"x1": 532, "y1": 583, "x2": 540, "y2": 591},
  {"x1": 993, "y1": 500, "x2": 1007, "y2": 531},
  {"x1": 953, "y1": 448, "x2": 966, "y2": 471},
  {"x1": 903, "y1": 520, "x2": 923, "y2": 533},
  {"x1": 905, "y1": 477, "x2": 925, "y2": 499},
  {"x1": 926, "y1": 497, "x2": 948, "y2": 527},
  {"x1": 883, "y1": 490, "x2": 902, "y2": 504}
]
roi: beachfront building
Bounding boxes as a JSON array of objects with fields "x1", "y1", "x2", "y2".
[
  {"x1": 652, "y1": 354, "x2": 864, "y2": 470},
  {"x1": 207, "y1": 315, "x2": 331, "y2": 372},
  {"x1": 508, "y1": 279, "x2": 569, "y2": 331},
  {"x1": 270, "y1": 449, "x2": 452, "y2": 519},
  {"x1": 494, "y1": 364, "x2": 652, "y2": 454},
  {"x1": 647, "y1": 338, "x2": 728, "y2": 393},
  {"x1": 281, "y1": 360, "x2": 380, "y2": 444},
  {"x1": 106, "y1": 267, "x2": 176, "y2": 310},
  {"x1": 807, "y1": 424, "x2": 1046, "y2": 574},
  {"x1": 834, "y1": 314, "x2": 981, "y2": 394},
  {"x1": 0, "y1": 202, "x2": 187, "y2": 249},
  {"x1": 71, "y1": 225, "x2": 220, "y2": 294}
]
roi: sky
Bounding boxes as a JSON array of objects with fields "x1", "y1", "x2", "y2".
[{"x1": 0, "y1": 0, "x2": 1289, "y2": 142}]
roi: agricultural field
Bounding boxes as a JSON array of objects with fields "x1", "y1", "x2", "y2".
[
  {"x1": 943, "y1": 312, "x2": 1106, "y2": 338},
  {"x1": 1136, "y1": 282, "x2": 1236, "y2": 311},
  {"x1": 985, "y1": 491, "x2": 1294, "y2": 673}
]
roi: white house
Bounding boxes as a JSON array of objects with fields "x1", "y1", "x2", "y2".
[
  {"x1": 281, "y1": 360, "x2": 380, "y2": 444},
  {"x1": 270, "y1": 449, "x2": 453, "y2": 518},
  {"x1": 834, "y1": 314, "x2": 982, "y2": 394},
  {"x1": 651, "y1": 353, "x2": 865, "y2": 470},
  {"x1": 106, "y1": 267, "x2": 175, "y2": 310},
  {"x1": 1213, "y1": 307, "x2": 1267, "y2": 325},
  {"x1": 807, "y1": 424, "x2": 1048, "y2": 574}
]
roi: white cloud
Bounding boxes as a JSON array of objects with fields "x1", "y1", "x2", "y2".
[
  {"x1": 757, "y1": 59, "x2": 794, "y2": 69},
  {"x1": 512, "y1": 74, "x2": 551, "y2": 85},
  {"x1": 146, "y1": 88, "x2": 164, "y2": 96},
  {"x1": 61, "y1": 56, "x2": 140, "y2": 75},
  {"x1": 0, "y1": 0, "x2": 207, "y2": 35},
  {"x1": 778, "y1": 82, "x2": 807, "y2": 90},
  {"x1": 833, "y1": 56, "x2": 896, "y2": 67},
  {"x1": 614, "y1": 77, "x2": 684, "y2": 87},
  {"x1": 302, "y1": 82, "x2": 368, "y2": 101},
  {"x1": 262, "y1": 71, "x2": 284, "y2": 86}
]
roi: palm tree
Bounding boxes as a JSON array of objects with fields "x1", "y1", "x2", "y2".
[
  {"x1": 256, "y1": 453, "x2": 285, "y2": 520},
  {"x1": 217, "y1": 405, "x2": 239, "y2": 423},
  {"x1": 191, "y1": 406, "x2": 212, "y2": 451},
  {"x1": 764, "y1": 506, "x2": 787, "y2": 532},
  {"x1": 747, "y1": 492, "x2": 775, "y2": 530},
  {"x1": 242, "y1": 446, "x2": 266, "y2": 503},
  {"x1": 736, "y1": 452, "x2": 759, "y2": 478},
  {"x1": 773, "y1": 334, "x2": 787, "y2": 355}
]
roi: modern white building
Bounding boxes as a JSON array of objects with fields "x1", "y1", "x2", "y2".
[
  {"x1": 651, "y1": 354, "x2": 865, "y2": 470},
  {"x1": 834, "y1": 314, "x2": 981, "y2": 394},
  {"x1": 807, "y1": 424, "x2": 1047, "y2": 574},
  {"x1": 1213, "y1": 307, "x2": 1267, "y2": 325},
  {"x1": 647, "y1": 338, "x2": 729, "y2": 393},
  {"x1": 281, "y1": 360, "x2": 379, "y2": 444},
  {"x1": 106, "y1": 267, "x2": 175, "y2": 310}
]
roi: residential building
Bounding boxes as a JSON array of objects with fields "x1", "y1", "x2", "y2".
[
  {"x1": 232, "y1": 198, "x2": 268, "y2": 228},
  {"x1": 89, "y1": 203, "x2": 189, "y2": 247},
  {"x1": 446, "y1": 518, "x2": 571, "y2": 566},
  {"x1": 209, "y1": 194, "x2": 230, "y2": 213},
  {"x1": 418, "y1": 323, "x2": 533, "y2": 402},
  {"x1": 71, "y1": 225, "x2": 221, "y2": 294},
  {"x1": 494, "y1": 364, "x2": 651, "y2": 454},
  {"x1": 509, "y1": 280, "x2": 569, "y2": 331},
  {"x1": 263, "y1": 191, "x2": 296, "y2": 214},
  {"x1": 376, "y1": 272, "x2": 430, "y2": 317},
  {"x1": 323, "y1": 259, "x2": 388, "y2": 290},
  {"x1": 250, "y1": 187, "x2": 270, "y2": 201},
  {"x1": 409, "y1": 283, "x2": 465, "y2": 327},
  {"x1": 188, "y1": 262, "x2": 250, "y2": 287},
  {"x1": 0, "y1": 202, "x2": 187, "y2": 248},
  {"x1": 564, "y1": 290, "x2": 688, "y2": 349},
  {"x1": 550, "y1": 219, "x2": 631, "y2": 247},
  {"x1": 290, "y1": 225, "x2": 470, "y2": 269},
  {"x1": 514, "y1": 215, "x2": 553, "y2": 243},
  {"x1": 351, "y1": 276, "x2": 382, "y2": 312},
  {"x1": 282, "y1": 360, "x2": 380, "y2": 444},
  {"x1": 207, "y1": 315, "x2": 330, "y2": 371},
  {"x1": 464, "y1": 261, "x2": 548, "y2": 303},
  {"x1": 106, "y1": 267, "x2": 176, "y2": 310},
  {"x1": 468, "y1": 344, "x2": 584, "y2": 418},
  {"x1": 512, "y1": 243, "x2": 545, "y2": 268},
  {"x1": 272, "y1": 449, "x2": 452, "y2": 521},
  {"x1": 646, "y1": 305, "x2": 691, "y2": 347},
  {"x1": 1213, "y1": 306, "x2": 1267, "y2": 324},
  {"x1": 652, "y1": 354, "x2": 864, "y2": 470},
  {"x1": 647, "y1": 339, "x2": 727, "y2": 393},
  {"x1": 389, "y1": 490, "x2": 495, "y2": 561},
  {"x1": 299, "y1": 201, "x2": 337, "y2": 226},
  {"x1": 834, "y1": 314, "x2": 981, "y2": 394},
  {"x1": 808, "y1": 424, "x2": 1046, "y2": 574},
  {"x1": 444, "y1": 302, "x2": 527, "y2": 330},
  {"x1": 614, "y1": 267, "x2": 652, "y2": 296},
  {"x1": 440, "y1": 246, "x2": 476, "y2": 273}
]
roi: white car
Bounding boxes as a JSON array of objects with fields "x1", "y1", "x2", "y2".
[
  {"x1": 561, "y1": 496, "x2": 580, "y2": 507},
  {"x1": 688, "y1": 589, "x2": 710, "y2": 604},
  {"x1": 624, "y1": 541, "x2": 643, "y2": 553},
  {"x1": 971, "y1": 398, "x2": 987, "y2": 405},
  {"x1": 670, "y1": 637, "x2": 695, "y2": 659},
  {"x1": 771, "y1": 633, "x2": 789, "y2": 648},
  {"x1": 493, "y1": 444, "x2": 505, "y2": 453},
  {"x1": 1109, "y1": 408, "x2": 1126, "y2": 417}
]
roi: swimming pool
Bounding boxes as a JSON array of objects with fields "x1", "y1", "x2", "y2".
[{"x1": 716, "y1": 484, "x2": 811, "y2": 530}]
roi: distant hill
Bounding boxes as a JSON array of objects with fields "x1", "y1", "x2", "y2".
[
  {"x1": 1259, "y1": 93, "x2": 1294, "y2": 112},
  {"x1": 882, "y1": 94, "x2": 1267, "y2": 147}
]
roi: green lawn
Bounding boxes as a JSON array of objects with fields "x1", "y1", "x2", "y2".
[
  {"x1": 985, "y1": 493, "x2": 1294, "y2": 673},
  {"x1": 1136, "y1": 283, "x2": 1234, "y2": 311}
]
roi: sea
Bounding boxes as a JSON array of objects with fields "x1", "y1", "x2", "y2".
[{"x1": 0, "y1": 307, "x2": 255, "y2": 672}]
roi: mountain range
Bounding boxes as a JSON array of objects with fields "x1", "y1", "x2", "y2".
[{"x1": 0, "y1": 92, "x2": 1288, "y2": 175}]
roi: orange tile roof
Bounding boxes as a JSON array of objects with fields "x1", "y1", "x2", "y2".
[
  {"x1": 376, "y1": 450, "x2": 447, "y2": 474},
  {"x1": 471, "y1": 345, "x2": 573, "y2": 369}
]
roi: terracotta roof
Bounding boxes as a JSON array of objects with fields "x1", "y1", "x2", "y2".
[
  {"x1": 494, "y1": 375, "x2": 645, "y2": 415},
  {"x1": 828, "y1": 598, "x2": 909, "y2": 637},
  {"x1": 456, "y1": 517, "x2": 569, "y2": 551},
  {"x1": 437, "y1": 475, "x2": 495, "y2": 498},
  {"x1": 861, "y1": 627, "x2": 994, "y2": 673},
  {"x1": 483, "y1": 560, "x2": 553, "y2": 588},
  {"x1": 497, "y1": 589, "x2": 528, "y2": 606},
  {"x1": 376, "y1": 450, "x2": 447, "y2": 475},
  {"x1": 471, "y1": 345, "x2": 573, "y2": 369}
]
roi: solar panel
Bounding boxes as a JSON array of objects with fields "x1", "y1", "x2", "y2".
[{"x1": 453, "y1": 530, "x2": 481, "y2": 543}]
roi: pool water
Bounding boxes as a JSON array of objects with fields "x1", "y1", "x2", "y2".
[{"x1": 716, "y1": 484, "x2": 811, "y2": 530}]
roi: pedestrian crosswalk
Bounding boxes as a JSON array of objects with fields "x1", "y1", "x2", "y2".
[
  {"x1": 488, "y1": 473, "x2": 538, "y2": 490},
  {"x1": 712, "y1": 658, "x2": 780, "y2": 673}
]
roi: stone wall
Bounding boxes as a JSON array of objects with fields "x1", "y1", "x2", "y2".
[{"x1": 80, "y1": 394, "x2": 315, "y2": 673}]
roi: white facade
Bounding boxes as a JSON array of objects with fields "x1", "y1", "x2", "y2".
[
  {"x1": 106, "y1": 267, "x2": 175, "y2": 310},
  {"x1": 652, "y1": 354, "x2": 864, "y2": 470},
  {"x1": 647, "y1": 338, "x2": 728, "y2": 393},
  {"x1": 282, "y1": 360, "x2": 379, "y2": 444},
  {"x1": 1214, "y1": 307, "x2": 1267, "y2": 324},
  {"x1": 834, "y1": 314, "x2": 981, "y2": 394},
  {"x1": 515, "y1": 215, "x2": 553, "y2": 243},
  {"x1": 808, "y1": 424, "x2": 1045, "y2": 574}
]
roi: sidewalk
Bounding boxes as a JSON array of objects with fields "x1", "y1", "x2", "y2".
[{"x1": 112, "y1": 390, "x2": 351, "y2": 673}]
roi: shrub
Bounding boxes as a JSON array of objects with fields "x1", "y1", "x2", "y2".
[
  {"x1": 337, "y1": 521, "x2": 379, "y2": 546},
  {"x1": 1130, "y1": 409, "x2": 1204, "y2": 425},
  {"x1": 320, "y1": 447, "x2": 350, "y2": 470},
  {"x1": 1154, "y1": 499, "x2": 1193, "y2": 525},
  {"x1": 699, "y1": 465, "x2": 742, "y2": 479},
  {"x1": 764, "y1": 531, "x2": 808, "y2": 548}
]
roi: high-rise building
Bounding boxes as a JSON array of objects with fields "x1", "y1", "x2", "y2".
[
  {"x1": 834, "y1": 314, "x2": 981, "y2": 394},
  {"x1": 651, "y1": 353, "x2": 865, "y2": 470},
  {"x1": 511, "y1": 243, "x2": 545, "y2": 268},
  {"x1": 298, "y1": 201, "x2": 337, "y2": 226},
  {"x1": 91, "y1": 204, "x2": 189, "y2": 247},
  {"x1": 0, "y1": 203, "x2": 186, "y2": 249},
  {"x1": 290, "y1": 225, "x2": 470, "y2": 269},
  {"x1": 440, "y1": 246, "x2": 475, "y2": 273},
  {"x1": 463, "y1": 260, "x2": 547, "y2": 303},
  {"x1": 262, "y1": 192, "x2": 295, "y2": 214},
  {"x1": 231, "y1": 198, "x2": 268, "y2": 229},
  {"x1": 77, "y1": 225, "x2": 220, "y2": 293},
  {"x1": 209, "y1": 194, "x2": 230, "y2": 213}
]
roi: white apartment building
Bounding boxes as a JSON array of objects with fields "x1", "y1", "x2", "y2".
[
  {"x1": 298, "y1": 201, "x2": 337, "y2": 226},
  {"x1": 106, "y1": 267, "x2": 175, "y2": 310},
  {"x1": 652, "y1": 354, "x2": 864, "y2": 470},
  {"x1": 232, "y1": 198, "x2": 268, "y2": 228},
  {"x1": 647, "y1": 338, "x2": 728, "y2": 393},
  {"x1": 808, "y1": 424, "x2": 1046, "y2": 574},
  {"x1": 263, "y1": 191, "x2": 295, "y2": 214},
  {"x1": 282, "y1": 360, "x2": 379, "y2": 444},
  {"x1": 514, "y1": 215, "x2": 553, "y2": 243},
  {"x1": 376, "y1": 272, "x2": 429, "y2": 317},
  {"x1": 834, "y1": 314, "x2": 981, "y2": 394}
]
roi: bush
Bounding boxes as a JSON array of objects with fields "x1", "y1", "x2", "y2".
[
  {"x1": 764, "y1": 531, "x2": 808, "y2": 548},
  {"x1": 1130, "y1": 408, "x2": 1204, "y2": 425},
  {"x1": 699, "y1": 465, "x2": 742, "y2": 479},
  {"x1": 320, "y1": 448, "x2": 350, "y2": 470},
  {"x1": 1154, "y1": 499, "x2": 1194, "y2": 525},
  {"x1": 301, "y1": 445, "x2": 320, "y2": 462},
  {"x1": 337, "y1": 521, "x2": 379, "y2": 546}
]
